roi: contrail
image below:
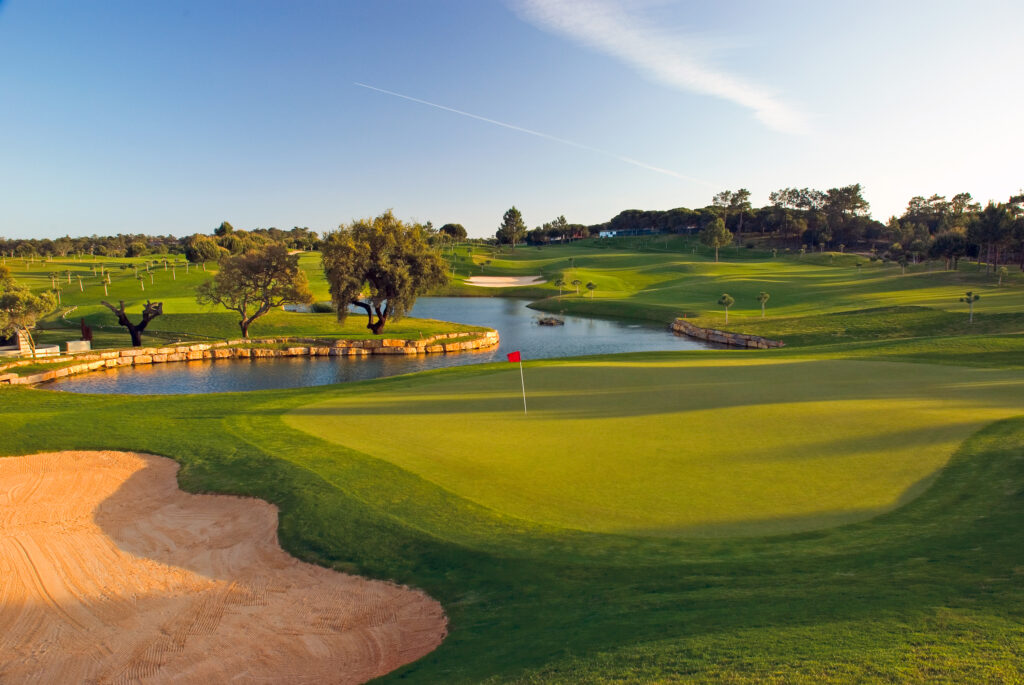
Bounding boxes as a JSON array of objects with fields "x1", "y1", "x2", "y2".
[{"x1": 354, "y1": 82, "x2": 711, "y2": 186}]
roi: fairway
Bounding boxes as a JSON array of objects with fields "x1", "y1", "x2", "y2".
[{"x1": 287, "y1": 357, "x2": 1024, "y2": 537}]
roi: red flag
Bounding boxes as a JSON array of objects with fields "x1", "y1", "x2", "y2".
[{"x1": 507, "y1": 351, "x2": 521, "y2": 363}]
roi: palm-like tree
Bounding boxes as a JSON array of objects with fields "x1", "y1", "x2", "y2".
[
  {"x1": 718, "y1": 293, "x2": 735, "y2": 324},
  {"x1": 571, "y1": 278, "x2": 582, "y2": 295},
  {"x1": 586, "y1": 281, "x2": 596, "y2": 298},
  {"x1": 554, "y1": 278, "x2": 565, "y2": 296},
  {"x1": 960, "y1": 291, "x2": 979, "y2": 323},
  {"x1": 757, "y1": 291, "x2": 770, "y2": 318},
  {"x1": 997, "y1": 266, "x2": 1007, "y2": 286}
]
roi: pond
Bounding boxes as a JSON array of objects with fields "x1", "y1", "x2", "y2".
[{"x1": 45, "y1": 298, "x2": 720, "y2": 394}]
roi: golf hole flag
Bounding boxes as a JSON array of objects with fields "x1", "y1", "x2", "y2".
[{"x1": 507, "y1": 351, "x2": 527, "y2": 414}]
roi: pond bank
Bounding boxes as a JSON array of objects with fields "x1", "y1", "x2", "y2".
[
  {"x1": 671, "y1": 318, "x2": 784, "y2": 349},
  {"x1": 0, "y1": 329, "x2": 499, "y2": 386}
]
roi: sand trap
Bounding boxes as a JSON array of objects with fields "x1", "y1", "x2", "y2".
[
  {"x1": 0, "y1": 451, "x2": 446, "y2": 683},
  {"x1": 464, "y1": 275, "x2": 545, "y2": 287}
]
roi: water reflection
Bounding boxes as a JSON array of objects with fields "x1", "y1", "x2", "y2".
[{"x1": 47, "y1": 298, "x2": 719, "y2": 395}]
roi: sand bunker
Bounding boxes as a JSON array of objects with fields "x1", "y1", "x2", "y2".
[
  {"x1": 0, "y1": 451, "x2": 446, "y2": 683},
  {"x1": 464, "y1": 275, "x2": 545, "y2": 287}
]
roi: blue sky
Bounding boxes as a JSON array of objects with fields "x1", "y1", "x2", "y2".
[{"x1": 1, "y1": 0, "x2": 1021, "y2": 239}]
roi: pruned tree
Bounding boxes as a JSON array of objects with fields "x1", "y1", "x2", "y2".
[
  {"x1": 959, "y1": 291, "x2": 979, "y2": 323},
  {"x1": 757, "y1": 291, "x2": 770, "y2": 318},
  {"x1": 554, "y1": 277, "x2": 565, "y2": 296},
  {"x1": 322, "y1": 210, "x2": 448, "y2": 334},
  {"x1": 571, "y1": 278, "x2": 582, "y2": 295},
  {"x1": 195, "y1": 244, "x2": 313, "y2": 338},
  {"x1": 586, "y1": 281, "x2": 596, "y2": 298},
  {"x1": 101, "y1": 300, "x2": 164, "y2": 347},
  {"x1": 718, "y1": 293, "x2": 735, "y2": 323}
]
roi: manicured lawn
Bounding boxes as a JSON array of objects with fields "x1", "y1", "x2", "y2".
[
  {"x1": 440, "y1": 240, "x2": 1024, "y2": 342},
  {"x1": 9, "y1": 254, "x2": 483, "y2": 347},
  {"x1": 286, "y1": 357, "x2": 1024, "y2": 537},
  {"x1": 2, "y1": 340, "x2": 1024, "y2": 682}
]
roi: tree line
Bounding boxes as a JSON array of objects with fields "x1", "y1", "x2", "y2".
[{"x1": 497, "y1": 186, "x2": 1024, "y2": 270}]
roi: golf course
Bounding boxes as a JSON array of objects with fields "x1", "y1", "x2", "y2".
[{"x1": 3, "y1": 239, "x2": 1024, "y2": 681}]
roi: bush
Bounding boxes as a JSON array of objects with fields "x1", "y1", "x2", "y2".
[{"x1": 311, "y1": 301, "x2": 337, "y2": 313}]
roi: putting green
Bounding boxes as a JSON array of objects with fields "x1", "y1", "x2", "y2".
[{"x1": 286, "y1": 358, "x2": 1024, "y2": 537}]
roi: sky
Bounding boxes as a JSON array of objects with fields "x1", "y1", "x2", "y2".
[{"x1": 1, "y1": 0, "x2": 1022, "y2": 240}]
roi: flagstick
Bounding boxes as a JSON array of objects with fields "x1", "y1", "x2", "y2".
[{"x1": 518, "y1": 359, "x2": 527, "y2": 415}]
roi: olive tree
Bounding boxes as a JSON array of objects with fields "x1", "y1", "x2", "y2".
[
  {"x1": 321, "y1": 211, "x2": 448, "y2": 334},
  {"x1": 101, "y1": 300, "x2": 164, "y2": 347},
  {"x1": 0, "y1": 265, "x2": 56, "y2": 357},
  {"x1": 195, "y1": 244, "x2": 313, "y2": 338}
]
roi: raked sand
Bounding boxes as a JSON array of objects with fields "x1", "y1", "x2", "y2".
[
  {"x1": 464, "y1": 275, "x2": 545, "y2": 287},
  {"x1": 0, "y1": 451, "x2": 446, "y2": 683}
]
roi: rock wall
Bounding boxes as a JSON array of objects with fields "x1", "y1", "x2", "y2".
[
  {"x1": 671, "y1": 319, "x2": 783, "y2": 349},
  {"x1": 0, "y1": 330, "x2": 499, "y2": 386}
]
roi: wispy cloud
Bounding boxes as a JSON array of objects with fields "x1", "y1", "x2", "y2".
[
  {"x1": 354, "y1": 82, "x2": 712, "y2": 185},
  {"x1": 511, "y1": 0, "x2": 806, "y2": 134}
]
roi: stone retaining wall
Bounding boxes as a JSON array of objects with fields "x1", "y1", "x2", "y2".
[
  {"x1": 0, "y1": 330, "x2": 499, "y2": 386},
  {"x1": 671, "y1": 319, "x2": 783, "y2": 349}
]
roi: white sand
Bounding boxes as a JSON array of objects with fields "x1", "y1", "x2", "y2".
[
  {"x1": 0, "y1": 451, "x2": 446, "y2": 683},
  {"x1": 464, "y1": 275, "x2": 546, "y2": 287}
]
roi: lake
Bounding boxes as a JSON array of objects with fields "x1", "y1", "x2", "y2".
[{"x1": 45, "y1": 298, "x2": 720, "y2": 394}]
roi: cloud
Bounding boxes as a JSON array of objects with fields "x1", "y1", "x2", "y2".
[
  {"x1": 511, "y1": 0, "x2": 807, "y2": 134},
  {"x1": 354, "y1": 82, "x2": 712, "y2": 185}
]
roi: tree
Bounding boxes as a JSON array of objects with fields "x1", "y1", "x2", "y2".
[
  {"x1": 586, "y1": 281, "x2": 596, "y2": 298},
  {"x1": 184, "y1": 234, "x2": 224, "y2": 268},
  {"x1": 929, "y1": 229, "x2": 970, "y2": 270},
  {"x1": 214, "y1": 221, "x2": 235, "y2": 237},
  {"x1": 126, "y1": 241, "x2": 148, "y2": 258},
  {"x1": 554, "y1": 278, "x2": 565, "y2": 296},
  {"x1": 718, "y1": 293, "x2": 735, "y2": 324},
  {"x1": 757, "y1": 291, "x2": 770, "y2": 318},
  {"x1": 100, "y1": 300, "x2": 164, "y2": 347},
  {"x1": 997, "y1": 266, "x2": 1008, "y2": 285},
  {"x1": 724, "y1": 189, "x2": 753, "y2": 238},
  {"x1": 195, "y1": 244, "x2": 313, "y2": 338},
  {"x1": 959, "y1": 291, "x2": 979, "y2": 323},
  {"x1": 0, "y1": 265, "x2": 56, "y2": 357},
  {"x1": 571, "y1": 278, "x2": 582, "y2": 295},
  {"x1": 322, "y1": 210, "x2": 448, "y2": 334},
  {"x1": 438, "y1": 223, "x2": 467, "y2": 241},
  {"x1": 496, "y1": 207, "x2": 527, "y2": 247},
  {"x1": 700, "y1": 218, "x2": 732, "y2": 262}
]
